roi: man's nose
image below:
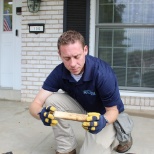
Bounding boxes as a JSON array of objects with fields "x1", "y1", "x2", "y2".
[{"x1": 70, "y1": 58, "x2": 76, "y2": 67}]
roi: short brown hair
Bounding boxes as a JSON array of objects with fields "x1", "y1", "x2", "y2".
[{"x1": 57, "y1": 30, "x2": 85, "y2": 50}]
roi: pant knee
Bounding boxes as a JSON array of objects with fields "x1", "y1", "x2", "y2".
[
  {"x1": 44, "y1": 93, "x2": 72, "y2": 111},
  {"x1": 45, "y1": 93, "x2": 59, "y2": 107}
]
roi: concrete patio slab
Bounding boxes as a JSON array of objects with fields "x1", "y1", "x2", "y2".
[{"x1": 0, "y1": 100, "x2": 154, "y2": 154}]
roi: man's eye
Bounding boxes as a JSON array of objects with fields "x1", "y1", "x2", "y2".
[
  {"x1": 64, "y1": 58, "x2": 70, "y2": 61},
  {"x1": 75, "y1": 55, "x2": 80, "y2": 59}
]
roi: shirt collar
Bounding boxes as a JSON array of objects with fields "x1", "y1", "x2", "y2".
[{"x1": 62, "y1": 65, "x2": 75, "y2": 82}]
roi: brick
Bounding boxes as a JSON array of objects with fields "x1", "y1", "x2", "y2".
[
  {"x1": 145, "y1": 98, "x2": 150, "y2": 106},
  {"x1": 150, "y1": 98, "x2": 154, "y2": 106},
  {"x1": 46, "y1": 1, "x2": 59, "y2": 5},
  {"x1": 124, "y1": 105, "x2": 141, "y2": 110},
  {"x1": 135, "y1": 97, "x2": 140, "y2": 106},
  {"x1": 126, "y1": 96, "x2": 131, "y2": 105},
  {"x1": 140, "y1": 97, "x2": 145, "y2": 106},
  {"x1": 40, "y1": 15, "x2": 52, "y2": 19},
  {"x1": 141, "y1": 106, "x2": 154, "y2": 111},
  {"x1": 39, "y1": 43, "x2": 51, "y2": 46}
]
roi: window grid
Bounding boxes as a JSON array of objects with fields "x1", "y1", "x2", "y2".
[
  {"x1": 96, "y1": 0, "x2": 154, "y2": 91},
  {"x1": 97, "y1": 28, "x2": 154, "y2": 91}
]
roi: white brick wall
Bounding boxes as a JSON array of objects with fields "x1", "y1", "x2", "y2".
[
  {"x1": 21, "y1": 0, "x2": 63, "y2": 102},
  {"x1": 121, "y1": 96, "x2": 154, "y2": 110}
]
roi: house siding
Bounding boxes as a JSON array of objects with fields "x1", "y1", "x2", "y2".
[{"x1": 21, "y1": 0, "x2": 63, "y2": 102}]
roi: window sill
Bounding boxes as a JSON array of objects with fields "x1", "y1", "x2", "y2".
[{"x1": 120, "y1": 90, "x2": 154, "y2": 98}]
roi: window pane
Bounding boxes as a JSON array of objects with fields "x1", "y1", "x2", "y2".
[
  {"x1": 98, "y1": 28, "x2": 154, "y2": 90},
  {"x1": 127, "y1": 48, "x2": 142, "y2": 68},
  {"x1": 113, "y1": 67, "x2": 126, "y2": 86},
  {"x1": 3, "y1": 15, "x2": 12, "y2": 31},
  {"x1": 129, "y1": 4, "x2": 143, "y2": 23},
  {"x1": 143, "y1": 68, "x2": 154, "y2": 88},
  {"x1": 113, "y1": 48, "x2": 126, "y2": 66},
  {"x1": 114, "y1": 3, "x2": 128, "y2": 23},
  {"x1": 4, "y1": 0, "x2": 12, "y2": 14},
  {"x1": 99, "y1": 4, "x2": 113, "y2": 23},
  {"x1": 143, "y1": 4, "x2": 154, "y2": 23},
  {"x1": 114, "y1": 29, "x2": 127, "y2": 47},
  {"x1": 127, "y1": 29, "x2": 143, "y2": 49},
  {"x1": 99, "y1": 29, "x2": 113, "y2": 47},
  {"x1": 127, "y1": 68, "x2": 141, "y2": 87},
  {"x1": 3, "y1": 0, "x2": 13, "y2": 31},
  {"x1": 142, "y1": 49, "x2": 154, "y2": 87},
  {"x1": 98, "y1": 48, "x2": 112, "y2": 65},
  {"x1": 99, "y1": 0, "x2": 154, "y2": 24}
]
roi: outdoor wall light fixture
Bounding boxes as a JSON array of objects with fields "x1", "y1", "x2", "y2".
[{"x1": 27, "y1": 0, "x2": 41, "y2": 13}]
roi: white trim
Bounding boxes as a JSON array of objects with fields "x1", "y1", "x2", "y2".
[
  {"x1": 120, "y1": 90, "x2": 154, "y2": 98},
  {"x1": 89, "y1": 0, "x2": 96, "y2": 56},
  {"x1": 12, "y1": 0, "x2": 22, "y2": 90},
  {"x1": 0, "y1": 0, "x2": 2, "y2": 86}
]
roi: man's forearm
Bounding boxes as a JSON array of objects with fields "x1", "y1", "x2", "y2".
[
  {"x1": 104, "y1": 106, "x2": 119, "y2": 124},
  {"x1": 29, "y1": 101, "x2": 43, "y2": 120},
  {"x1": 29, "y1": 89, "x2": 53, "y2": 119}
]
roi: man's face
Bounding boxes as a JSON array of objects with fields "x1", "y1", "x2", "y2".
[{"x1": 59, "y1": 41, "x2": 88, "y2": 75}]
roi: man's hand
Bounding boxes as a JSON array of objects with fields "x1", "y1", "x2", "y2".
[
  {"x1": 38, "y1": 106, "x2": 58, "y2": 126},
  {"x1": 82, "y1": 112, "x2": 107, "y2": 134}
]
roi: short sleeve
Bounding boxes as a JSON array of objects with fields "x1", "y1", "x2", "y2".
[
  {"x1": 42, "y1": 68, "x2": 60, "y2": 92},
  {"x1": 96, "y1": 63, "x2": 122, "y2": 107}
]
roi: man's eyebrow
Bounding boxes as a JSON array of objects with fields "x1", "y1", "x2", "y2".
[
  {"x1": 63, "y1": 56, "x2": 70, "y2": 59},
  {"x1": 63, "y1": 54, "x2": 81, "y2": 58},
  {"x1": 74, "y1": 54, "x2": 80, "y2": 56}
]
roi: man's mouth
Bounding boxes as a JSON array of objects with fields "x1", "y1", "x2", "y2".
[{"x1": 71, "y1": 68, "x2": 79, "y2": 73}]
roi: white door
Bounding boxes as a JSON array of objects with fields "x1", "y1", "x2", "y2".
[{"x1": 0, "y1": 0, "x2": 22, "y2": 89}]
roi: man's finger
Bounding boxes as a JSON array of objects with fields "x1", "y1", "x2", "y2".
[{"x1": 46, "y1": 106, "x2": 56, "y2": 112}]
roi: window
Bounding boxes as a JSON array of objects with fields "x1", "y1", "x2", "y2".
[
  {"x1": 3, "y1": 0, "x2": 13, "y2": 31},
  {"x1": 96, "y1": 0, "x2": 154, "y2": 91}
]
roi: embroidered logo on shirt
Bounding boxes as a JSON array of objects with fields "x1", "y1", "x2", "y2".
[{"x1": 83, "y1": 90, "x2": 96, "y2": 96}]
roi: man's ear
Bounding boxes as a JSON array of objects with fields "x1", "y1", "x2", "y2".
[
  {"x1": 58, "y1": 50, "x2": 61, "y2": 56},
  {"x1": 84, "y1": 45, "x2": 88, "y2": 55}
]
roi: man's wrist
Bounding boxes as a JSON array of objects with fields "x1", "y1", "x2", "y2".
[
  {"x1": 104, "y1": 115, "x2": 109, "y2": 124},
  {"x1": 38, "y1": 108, "x2": 42, "y2": 114}
]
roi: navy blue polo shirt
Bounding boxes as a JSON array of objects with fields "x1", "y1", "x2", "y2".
[{"x1": 42, "y1": 55, "x2": 124, "y2": 114}]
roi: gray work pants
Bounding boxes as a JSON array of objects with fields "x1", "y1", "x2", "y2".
[{"x1": 45, "y1": 93, "x2": 118, "y2": 154}]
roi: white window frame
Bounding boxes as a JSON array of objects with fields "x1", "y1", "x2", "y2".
[{"x1": 89, "y1": 0, "x2": 154, "y2": 97}]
